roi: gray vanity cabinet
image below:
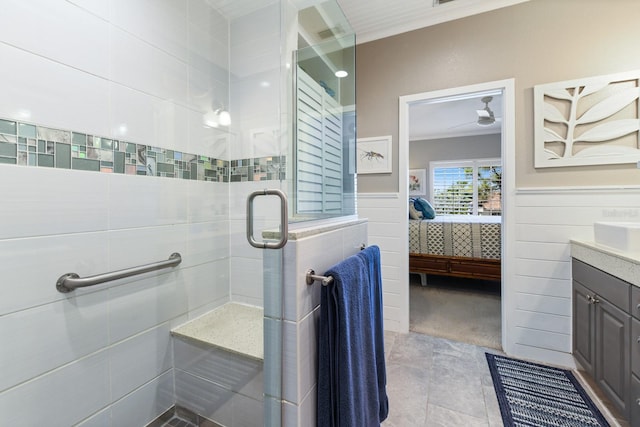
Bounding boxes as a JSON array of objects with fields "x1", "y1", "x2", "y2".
[
  {"x1": 633, "y1": 286, "x2": 640, "y2": 426},
  {"x1": 572, "y1": 258, "x2": 632, "y2": 421}
]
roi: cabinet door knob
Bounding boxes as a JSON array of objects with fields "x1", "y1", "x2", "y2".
[
  {"x1": 592, "y1": 295, "x2": 600, "y2": 304},
  {"x1": 637, "y1": 303, "x2": 640, "y2": 312},
  {"x1": 637, "y1": 336, "x2": 640, "y2": 344}
]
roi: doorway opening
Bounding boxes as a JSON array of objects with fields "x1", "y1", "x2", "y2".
[{"x1": 398, "y1": 80, "x2": 515, "y2": 352}]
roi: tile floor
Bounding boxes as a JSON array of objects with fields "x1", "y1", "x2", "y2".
[{"x1": 381, "y1": 331, "x2": 504, "y2": 427}]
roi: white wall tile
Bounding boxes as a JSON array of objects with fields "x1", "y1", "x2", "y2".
[
  {"x1": 173, "y1": 337, "x2": 263, "y2": 401},
  {"x1": 67, "y1": 0, "x2": 110, "y2": 19},
  {"x1": 186, "y1": 221, "x2": 229, "y2": 267},
  {"x1": 109, "y1": 83, "x2": 190, "y2": 150},
  {"x1": 109, "y1": 26, "x2": 188, "y2": 105},
  {"x1": 110, "y1": 319, "x2": 180, "y2": 401},
  {"x1": 0, "y1": 0, "x2": 110, "y2": 78},
  {"x1": 187, "y1": 109, "x2": 231, "y2": 159},
  {"x1": 108, "y1": 272, "x2": 188, "y2": 343},
  {"x1": 188, "y1": 0, "x2": 228, "y2": 64},
  {"x1": 111, "y1": 370, "x2": 175, "y2": 427},
  {"x1": 230, "y1": 257, "x2": 263, "y2": 304},
  {"x1": 0, "y1": 291, "x2": 109, "y2": 392},
  {"x1": 110, "y1": 0, "x2": 188, "y2": 62},
  {"x1": 187, "y1": 180, "x2": 228, "y2": 224},
  {"x1": 107, "y1": 174, "x2": 189, "y2": 230},
  {"x1": 75, "y1": 407, "x2": 111, "y2": 427},
  {"x1": 0, "y1": 42, "x2": 111, "y2": 135},
  {"x1": 107, "y1": 224, "x2": 188, "y2": 272},
  {"x1": 175, "y1": 370, "x2": 233, "y2": 425},
  {"x1": 0, "y1": 232, "x2": 109, "y2": 315},
  {"x1": 0, "y1": 352, "x2": 110, "y2": 426},
  {"x1": 182, "y1": 260, "x2": 229, "y2": 312}
]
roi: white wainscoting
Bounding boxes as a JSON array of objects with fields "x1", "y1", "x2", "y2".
[
  {"x1": 358, "y1": 186, "x2": 640, "y2": 367},
  {"x1": 358, "y1": 193, "x2": 408, "y2": 333},
  {"x1": 508, "y1": 185, "x2": 640, "y2": 366}
]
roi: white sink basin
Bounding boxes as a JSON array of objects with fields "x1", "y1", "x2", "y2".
[{"x1": 593, "y1": 221, "x2": 640, "y2": 253}]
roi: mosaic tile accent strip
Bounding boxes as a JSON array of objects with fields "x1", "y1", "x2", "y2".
[{"x1": 0, "y1": 118, "x2": 286, "y2": 182}]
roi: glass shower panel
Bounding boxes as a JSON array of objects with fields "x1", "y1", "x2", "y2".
[{"x1": 293, "y1": 2, "x2": 356, "y2": 220}]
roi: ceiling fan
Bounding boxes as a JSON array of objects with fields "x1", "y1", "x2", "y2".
[
  {"x1": 476, "y1": 96, "x2": 496, "y2": 126},
  {"x1": 445, "y1": 95, "x2": 500, "y2": 130}
]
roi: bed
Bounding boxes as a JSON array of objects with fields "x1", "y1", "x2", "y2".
[{"x1": 409, "y1": 215, "x2": 501, "y2": 284}]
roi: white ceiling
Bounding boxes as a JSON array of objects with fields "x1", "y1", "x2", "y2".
[
  {"x1": 409, "y1": 92, "x2": 503, "y2": 141},
  {"x1": 335, "y1": 0, "x2": 529, "y2": 44},
  {"x1": 334, "y1": 0, "x2": 522, "y2": 140}
]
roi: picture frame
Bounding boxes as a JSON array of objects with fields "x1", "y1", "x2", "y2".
[
  {"x1": 409, "y1": 169, "x2": 426, "y2": 196},
  {"x1": 356, "y1": 135, "x2": 392, "y2": 174}
]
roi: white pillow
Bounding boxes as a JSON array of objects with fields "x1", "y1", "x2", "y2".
[{"x1": 409, "y1": 201, "x2": 423, "y2": 220}]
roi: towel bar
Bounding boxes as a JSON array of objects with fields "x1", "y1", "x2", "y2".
[
  {"x1": 306, "y1": 244, "x2": 366, "y2": 286},
  {"x1": 306, "y1": 269, "x2": 333, "y2": 286}
]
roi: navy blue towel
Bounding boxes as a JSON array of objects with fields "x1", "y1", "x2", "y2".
[{"x1": 317, "y1": 245, "x2": 389, "y2": 427}]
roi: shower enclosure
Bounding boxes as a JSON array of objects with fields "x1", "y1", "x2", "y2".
[{"x1": 0, "y1": 0, "x2": 354, "y2": 425}]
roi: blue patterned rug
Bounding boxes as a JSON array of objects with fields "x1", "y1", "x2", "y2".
[{"x1": 486, "y1": 353, "x2": 610, "y2": 426}]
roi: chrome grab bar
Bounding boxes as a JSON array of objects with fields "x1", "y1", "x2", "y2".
[
  {"x1": 246, "y1": 189, "x2": 288, "y2": 249},
  {"x1": 56, "y1": 252, "x2": 182, "y2": 293}
]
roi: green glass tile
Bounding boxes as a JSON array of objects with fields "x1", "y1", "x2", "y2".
[
  {"x1": 0, "y1": 142, "x2": 17, "y2": 157},
  {"x1": 0, "y1": 119, "x2": 16, "y2": 135},
  {"x1": 18, "y1": 137, "x2": 26, "y2": 144},
  {"x1": 190, "y1": 163, "x2": 198, "y2": 180},
  {"x1": 157, "y1": 153, "x2": 165, "y2": 163},
  {"x1": 157, "y1": 163, "x2": 174, "y2": 174},
  {"x1": 80, "y1": 145, "x2": 86, "y2": 152},
  {"x1": 55, "y1": 143, "x2": 71, "y2": 169},
  {"x1": 18, "y1": 143, "x2": 27, "y2": 151},
  {"x1": 100, "y1": 161, "x2": 113, "y2": 167},
  {"x1": 114, "y1": 151, "x2": 125, "y2": 174},
  {"x1": 18, "y1": 123, "x2": 36, "y2": 138},
  {"x1": 38, "y1": 154, "x2": 54, "y2": 167},
  {"x1": 38, "y1": 140, "x2": 45, "y2": 152},
  {"x1": 72, "y1": 145, "x2": 79, "y2": 152},
  {"x1": 126, "y1": 143, "x2": 136, "y2": 153},
  {"x1": 28, "y1": 145, "x2": 36, "y2": 153},
  {"x1": 166, "y1": 150, "x2": 174, "y2": 159},
  {"x1": 0, "y1": 156, "x2": 16, "y2": 164},
  {"x1": 72, "y1": 157, "x2": 99, "y2": 172},
  {"x1": 182, "y1": 171, "x2": 190, "y2": 179},
  {"x1": 79, "y1": 152, "x2": 86, "y2": 159},
  {"x1": 147, "y1": 151, "x2": 156, "y2": 158},
  {"x1": 28, "y1": 153, "x2": 36, "y2": 166},
  {"x1": 101, "y1": 138, "x2": 112, "y2": 150},
  {"x1": 72, "y1": 132, "x2": 86, "y2": 145}
]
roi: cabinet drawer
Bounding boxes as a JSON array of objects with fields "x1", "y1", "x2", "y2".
[
  {"x1": 572, "y1": 259, "x2": 631, "y2": 312},
  {"x1": 633, "y1": 286, "x2": 640, "y2": 320},
  {"x1": 634, "y1": 318, "x2": 640, "y2": 377}
]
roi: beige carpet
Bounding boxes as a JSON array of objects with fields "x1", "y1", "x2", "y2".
[{"x1": 409, "y1": 273, "x2": 502, "y2": 350}]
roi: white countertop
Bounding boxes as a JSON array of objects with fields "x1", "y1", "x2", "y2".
[
  {"x1": 171, "y1": 303, "x2": 264, "y2": 361},
  {"x1": 571, "y1": 240, "x2": 640, "y2": 287}
]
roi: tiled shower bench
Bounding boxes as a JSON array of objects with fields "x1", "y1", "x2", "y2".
[{"x1": 170, "y1": 303, "x2": 264, "y2": 427}]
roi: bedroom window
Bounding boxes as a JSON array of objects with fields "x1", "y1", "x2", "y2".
[{"x1": 429, "y1": 158, "x2": 502, "y2": 216}]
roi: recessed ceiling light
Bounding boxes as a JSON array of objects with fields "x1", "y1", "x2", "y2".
[{"x1": 335, "y1": 70, "x2": 348, "y2": 78}]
